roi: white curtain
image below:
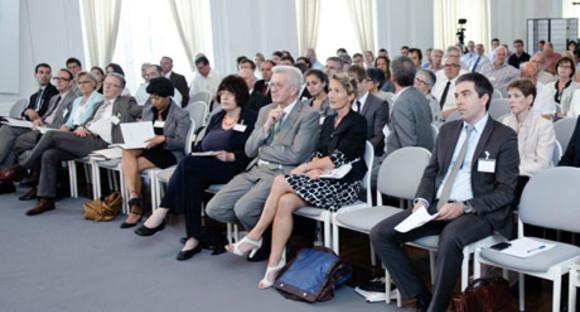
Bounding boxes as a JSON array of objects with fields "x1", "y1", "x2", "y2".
[
  {"x1": 169, "y1": 0, "x2": 207, "y2": 72},
  {"x1": 295, "y1": 0, "x2": 321, "y2": 55},
  {"x1": 80, "y1": 0, "x2": 122, "y2": 67},
  {"x1": 434, "y1": 0, "x2": 489, "y2": 51},
  {"x1": 346, "y1": 0, "x2": 375, "y2": 53}
]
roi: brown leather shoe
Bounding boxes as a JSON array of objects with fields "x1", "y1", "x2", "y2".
[
  {"x1": 25, "y1": 198, "x2": 55, "y2": 216},
  {"x1": 0, "y1": 165, "x2": 27, "y2": 182}
]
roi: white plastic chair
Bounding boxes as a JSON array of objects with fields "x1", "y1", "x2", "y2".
[
  {"x1": 185, "y1": 101, "x2": 208, "y2": 131},
  {"x1": 430, "y1": 123, "x2": 439, "y2": 146},
  {"x1": 553, "y1": 117, "x2": 577, "y2": 152},
  {"x1": 9, "y1": 99, "x2": 27, "y2": 118},
  {"x1": 489, "y1": 98, "x2": 510, "y2": 120},
  {"x1": 294, "y1": 141, "x2": 374, "y2": 249},
  {"x1": 553, "y1": 140, "x2": 562, "y2": 166},
  {"x1": 474, "y1": 167, "x2": 580, "y2": 312},
  {"x1": 568, "y1": 264, "x2": 580, "y2": 312},
  {"x1": 189, "y1": 90, "x2": 212, "y2": 106},
  {"x1": 492, "y1": 89, "x2": 503, "y2": 99}
]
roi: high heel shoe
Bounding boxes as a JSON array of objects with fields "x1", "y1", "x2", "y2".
[
  {"x1": 225, "y1": 236, "x2": 262, "y2": 258},
  {"x1": 258, "y1": 254, "x2": 286, "y2": 289},
  {"x1": 120, "y1": 198, "x2": 142, "y2": 229}
]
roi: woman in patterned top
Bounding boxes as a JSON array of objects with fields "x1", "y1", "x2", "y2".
[{"x1": 225, "y1": 73, "x2": 367, "y2": 289}]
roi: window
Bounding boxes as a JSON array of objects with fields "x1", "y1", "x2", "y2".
[{"x1": 315, "y1": 0, "x2": 361, "y2": 62}]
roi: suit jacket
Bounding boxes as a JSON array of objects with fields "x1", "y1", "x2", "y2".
[
  {"x1": 194, "y1": 108, "x2": 258, "y2": 168},
  {"x1": 245, "y1": 100, "x2": 320, "y2": 173},
  {"x1": 247, "y1": 90, "x2": 269, "y2": 113},
  {"x1": 415, "y1": 118, "x2": 520, "y2": 238},
  {"x1": 361, "y1": 93, "x2": 389, "y2": 156},
  {"x1": 141, "y1": 100, "x2": 191, "y2": 162},
  {"x1": 169, "y1": 72, "x2": 190, "y2": 108},
  {"x1": 89, "y1": 96, "x2": 143, "y2": 144},
  {"x1": 22, "y1": 83, "x2": 59, "y2": 120},
  {"x1": 43, "y1": 92, "x2": 77, "y2": 128},
  {"x1": 559, "y1": 116, "x2": 580, "y2": 167},
  {"x1": 254, "y1": 80, "x2": 272, "y2": 104},
  {"x1": 386, "y1": 87, "x2": 434, "y2": 157},
  {"x1": 298, "y1": 86, "x2": 312, "y2": 101}
]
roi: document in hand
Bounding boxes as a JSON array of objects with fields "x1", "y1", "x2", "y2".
[
  {"x1": 190, "y1": 151, "x2": 219, "y2": 157},
  {"x1": 496, "y1": 237, "x2": 556, "y2": 258},
  {"x1": 1, "y1": 117, "x2": 33, "y2": 128},
  {"x1": 320, "y1": 162, "x2": 353, "y2": 179},
  {"x1": 89, "y1": 147, "x2": 123, "y2": 160},
  {"x1": 395, "y1": 206, "x2": 440, "y2": 233},
  {"x1": 110, "y1": 122, "x2": 155, "y2": 149}
]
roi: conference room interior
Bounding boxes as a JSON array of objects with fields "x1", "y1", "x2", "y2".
[{"x1": 2, "y1": 0, "x2": 580, "y2": 311}]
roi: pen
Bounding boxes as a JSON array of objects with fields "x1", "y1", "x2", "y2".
[{"x1": 527, "y1": 245, "x2": 546, "y2": 253}]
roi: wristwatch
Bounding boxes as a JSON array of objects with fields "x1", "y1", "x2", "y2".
[{"x1": 463, "y1": 201, "x2": 474, "y2": 214}]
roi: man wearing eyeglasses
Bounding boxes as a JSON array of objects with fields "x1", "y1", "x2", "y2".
[
  {"x1": 0, "y1": 69, "x2": 77, "y2": 196},
  {"x1": 432, "y1": 53, "x2": 468, "y2": 119},
  {"x1": 0, "y1": 73, "x2": 142, "y2": 215}
]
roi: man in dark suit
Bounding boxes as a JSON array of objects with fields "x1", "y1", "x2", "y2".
[
  {"x1": 347, "y1": 65, "x2": 389, "y2": 156},
  {"x1": 370, "y1": 73, "x2": 519, "y2": 311},
  {"x1": 161, "y1": 56, "x2": 190, "y2": 108},
  {"x1": 254, "y1": 60, "x2": 275, "y2": 105},
  {"x1": 21, "y1": 63, "x2": 59, "y2": 121},
  {"x1": 239, "y1": 68, "x2": 268, "y2": 113},
  {"x1": 559, "y1": 116, "x2": 580, "y2": 167},
  {"x1": 0, "y1": 73, "x2": 142, "y2": 215}
]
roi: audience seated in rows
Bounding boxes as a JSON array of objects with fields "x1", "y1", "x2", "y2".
[
  {"x1": 303, "y1": 69, "x2": 334, "y2": 121},
  {"x1": 432, "y1": 51, "x2": 467, "y2": 119},
  {"x1": 160, "y1": 56, "x2": 189, "y2": 108},
  {"x1": 189, "y1": 55, "x2": 223, "y2": 102}
]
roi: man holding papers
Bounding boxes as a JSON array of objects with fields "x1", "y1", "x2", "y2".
[
  {"x1": 370, "y1": 73, "x2": 520, "y2": 311},
  {"x1": 0, "y1": 73, "x2": 141, "y2": 215}
]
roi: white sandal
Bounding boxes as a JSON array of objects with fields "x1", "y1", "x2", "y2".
[
  {"x1": 225, "y1": 236, "x2": 262, "y2": 258},
  {"x1": 258, "y1": 254, "x2": 286, "y2": 289}
]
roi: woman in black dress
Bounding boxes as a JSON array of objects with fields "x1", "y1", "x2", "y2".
[
  {"x1": 226, "y1": 73, "x2": 367, "y2": 288},
  {"x1": 134, "y1": 76, "x2": 257, "y2": 261}
]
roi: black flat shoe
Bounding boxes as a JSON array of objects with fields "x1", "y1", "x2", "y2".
[
  {"x1": 176, "y1": 244, "x2": 202, "y2": 261},
  {"x1": 134, "y1": 222, "x2": 165, "y2": 236},
  {"x1": 121, "y1": 198, "x2": 142, "y2": 229},
  {"x1": 120, "y1": 215, "x2": 143, "y2": 229}
]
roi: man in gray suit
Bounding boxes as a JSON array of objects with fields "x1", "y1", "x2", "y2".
[
  {"x1": 0, "y1": 69, "x2": 77, "y2": 194},
  {"x1": 206, "y1": 66, "x2": 319, "y2": 257},
  {"x1": 370, "y1": 73, "x2": 519, "y2": 311},
  {"x1": 347, "y1": 65, "x2": 389, "y2": 156},
  {"x1": 0, "y1": 73, "x2": 142, "y2": 215}
]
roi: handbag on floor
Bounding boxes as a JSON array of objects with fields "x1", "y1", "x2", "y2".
[
  {"x1": 273, "y1": 246, "x2": 352, "y2": 303},
  {"x1": 452, "y1": 277, "x2": 517, "y2": 312},
  {"x1": 83, "y1": 191, "x2": 123, "y2": 222}
]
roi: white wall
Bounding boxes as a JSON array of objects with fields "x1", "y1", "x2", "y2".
[
  {"x1": 375, "y1": 0, "x2": 434, "y2": 57},
  {"x1": 210, "y1": 0, "x2": 298, "y2": 76},
  {"x1": 0, "y1": 0, "x2": 84, "y2": 113},
  {"x1": 489, "y1": 0, "x2": 562, "y2": 54}
]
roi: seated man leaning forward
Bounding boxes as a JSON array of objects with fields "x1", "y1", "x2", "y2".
[
  {"x1": 0, "y1": 73, "x2": 142, "y2": 216},
  {"x1": 205, "y1": 65, "x2": 320, "y2": 258},
  {"x1": 370, "y1": 73, "x2": 519, "y2": 312}
]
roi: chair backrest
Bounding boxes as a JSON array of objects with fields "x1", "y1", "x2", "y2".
[
  {"x1": 445, "y1": 110, "x2": 461, "y2": 122},
  {"x1": 552, "y1": 140, "x2": 562, "y2": 166},
  {"x1": 377, "y1": 147, "x2": 431, "y2": 200},
  {"x1": 189, "y1": 91, "x2": 212, "y2": 106},
  {"x1": 384, "y1": 92, "x2": 394, "y2": 104},
  {"x1": 492, "y1": 89, "x2": 503, "y2": 99},
  {"x1": 184, "y1": 118, "x2": 197, "y2": 154},
  {"x1": 553, "y1": 117, "x2": 577, "y2": 152},
  {"x1": 9, "y1": 98, "x2": 27, "y2": 118},
  {"x1": 519, "y1": 167, "x2": 580, "y2": 233},
  {"x1": 360, "y1": 141, "x2": 374, "y2": 205},
  {"x1": 430, "y1": 123, "x2": 439, "y2": 146},
  {"x1": 488, "y1": 98, "x2": 510, "y2": 120},
  {"x1": 185, "y1": 100, "x2": 207, "y2": 131}
]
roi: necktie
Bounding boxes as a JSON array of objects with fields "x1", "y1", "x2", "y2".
[
  {"x1": 93, "y1": 100, "x2": 111, "y2": 121},
  {"x1": 35, "y1": 88, "x2": 44, "y2": 111},
  {"x1": 44, "y1": 96, "x2": 62, "y2": 125},
  {"x1": 471, "y1": 57, "x2": 480, "y2": 73},
  {"x1": 262, "y1": 82, "x2": 268, "y2": 95},
  {"x1": 356, "y1": 101, "x2": 362, "y2": 113},
  {"x1": 439, "y1": 81, "x2": 451, "y2": 109},
  {"x1": 437, "y1": 124, "x2": 474, "y2": 210}
]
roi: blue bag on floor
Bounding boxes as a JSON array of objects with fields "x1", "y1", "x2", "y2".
[{"x1": 274, "y1": 247, "x2": 352, "y2": 302}]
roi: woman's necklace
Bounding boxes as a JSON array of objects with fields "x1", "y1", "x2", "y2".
[{"x1": 223, "y1": 114, "x2": 239, "y2": 127}]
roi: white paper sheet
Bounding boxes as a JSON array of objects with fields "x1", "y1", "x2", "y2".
[
  {"x1": 320, "y1": 162, "x2": 352, "y2": 179},
  {"x1": 395, "y1": 206, "x2": 439, "y2": 233},
  {"x1": 36, "y1": 126, "x2": 55, "y2": 134},
  {"x1": 1, "y1": 117, "x2": 33, "y2": 128},
  {"x1": 111, "y1": 122, "x2": 155, "y2": 149},
  {"x1": 498, "y1": 237, "x2": 556, "y2": 258},
  {"x1": 89, "y1": 147, "x2": 123, "y2": 160},
  {"x1": 190, "y1": 151, "x2": 219, "y2": 157}
]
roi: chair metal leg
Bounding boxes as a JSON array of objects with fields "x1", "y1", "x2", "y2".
[
  {"x1": 227, "y1": 223, "x2": 233, "y2": 244},
  {"x1": 553, "y1": 274, "x2": 562, "y2": 312},
  {"x1": 234, "y1": 224, "x2": 239, "y2": 242},
  {"x1": 332, "y1": 223, "x2": 339, "y2": 254},
  {"x1": 429, "y1": 251, "x2": 436, "y2": 285},
  {"x1": 323, "y1": 215, "x2": 331, "y2": 248},
  {"x1": 67, "y1": 160, "x2": 78, "y2": 198},
  {"x1": 370, "y1": 241, "x2": 377, "y2": 267},
  {"x1": 90, "y1": 161, "x2": 99, "y2": 200},
  {"x1": 385, "y1": 268, "x2": 392, "y2": 304},
  {"x1": 570, "y1": 268, "x2": 578, "y2": 312},
  {"x1": 519, "y1": 273, "x2": 525, "y2": 311},
  {"x1": 461, "y1": 248, "x2": 469, "y2": 290}
]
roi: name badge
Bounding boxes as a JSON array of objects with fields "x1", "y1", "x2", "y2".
[
  {"x1": 233, "y1": 123, "x2": 247, "y2": 132},
  {"x1": 111, "y1": 115, "x2": 120, "y2": 125},
  {"x1": 319, "y1": 116, "x2": 326, "y2": 125},
  {"x1": 154, "y1": 120, "x2": 165, "y2": 128},
  {"x1": 62, "y1": 108, "x2": 69, "y2": 117},
  {"x1": 478, "y1": 151, "x2": 495, "y2": 173}
]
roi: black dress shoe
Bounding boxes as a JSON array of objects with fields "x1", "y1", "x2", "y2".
[
  {"x1": 176, "y1": 244, "x2": 202, "y2": 261},
  {"x1": 134, "y1": 222, "x2": 165, "y2": 236},
  {"x1": 0, "y1": 181, "x2": 16, "y2": 195},
  {"x1": 19, "y1": 187, "x2": 37, "y2": 201},
  {"x1": 120, "y1": 216, "x2": 142, "y2": 229}
]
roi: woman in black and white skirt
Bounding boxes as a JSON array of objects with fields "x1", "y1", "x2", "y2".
[{"x1": 225, "y1": 73, "x2": 367, "y2": 289}]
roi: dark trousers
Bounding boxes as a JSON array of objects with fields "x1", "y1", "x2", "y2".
[
  {"x1": 370, "y1": 208, "x2": 492, "y2": 312},
  {"x1": 159, "y1": 155, "x2": 243, "y2": 239}
]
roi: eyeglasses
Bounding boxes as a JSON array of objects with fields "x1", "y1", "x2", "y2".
[
  {"x1": 53, "y1": 77, "x2": 71, "y2": 82},
  {"x1": 78, "y1": 80, "x2": 93, "y2": 85},
  {"x1": 443, "y1": 64, "x2": 460, "y2": 68},
  {"x1": 559, "y1": 64, "x2": 573, "y2": 69},
  {"x1": 415, "y1": 78, "x2": 429, "y2": 85},
  {"x1": 103, "y1": 82, "x2": 121, "y2": 88},
  {"x1": 270, "y1": 82, "x2": 286, "y2": 90}
]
